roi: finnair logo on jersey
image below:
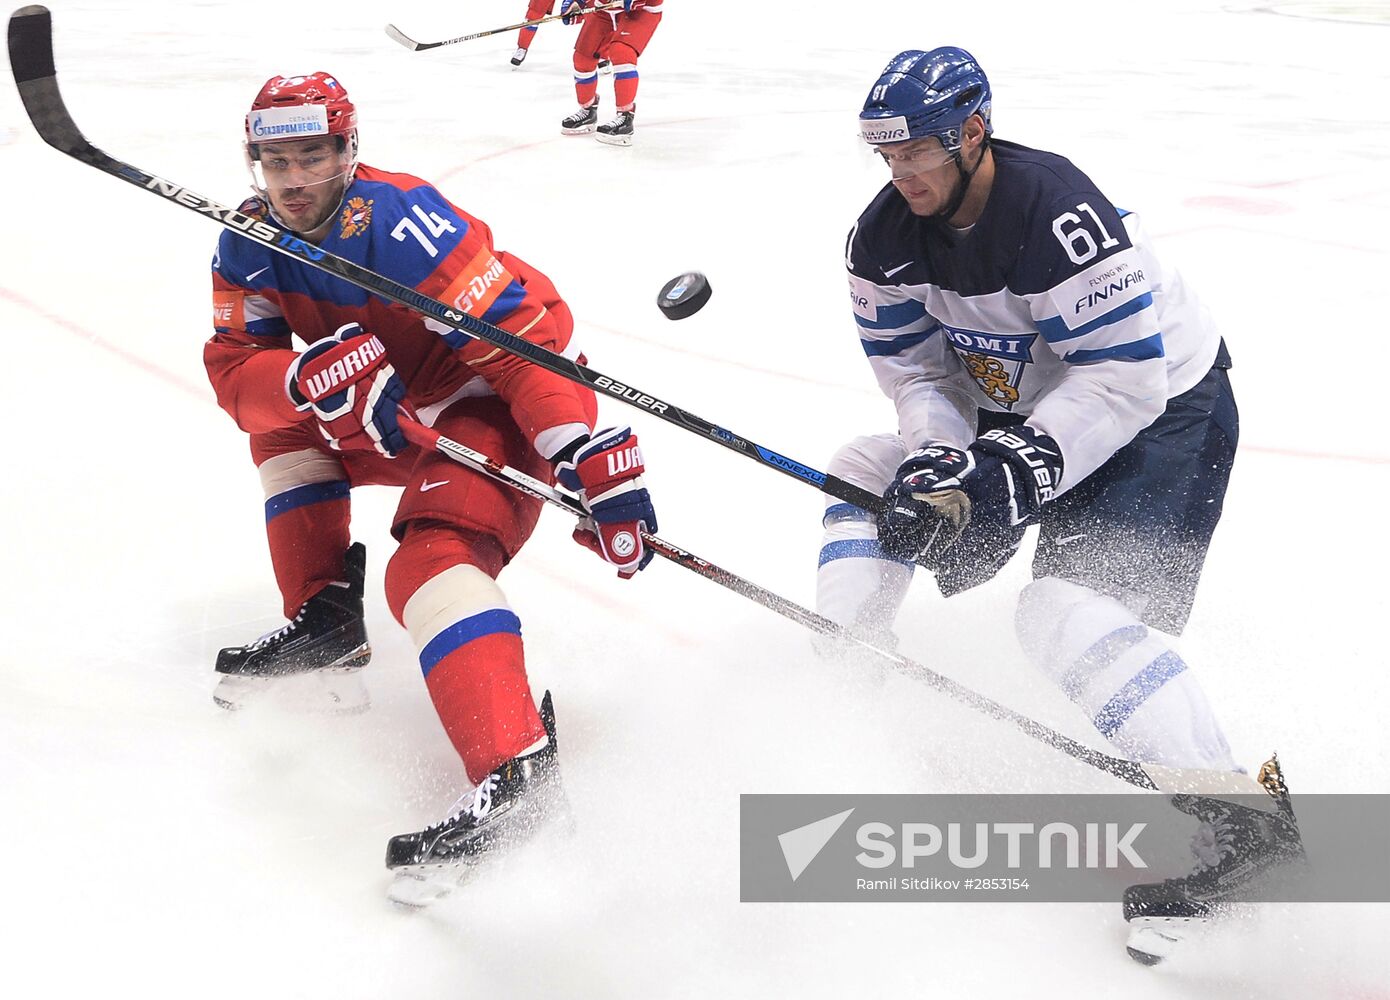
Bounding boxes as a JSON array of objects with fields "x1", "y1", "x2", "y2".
[
  {"x1": 860, "y1": 115, "x2": 910, "y2": 144},
  {"x1": 941, "y1": 326, "x2": 1036, "y2": 362},
  {"x1": 1075, "y1": 268, "x2": 1146, "y2": 315},
  {"x1": 249, "y1": 106, "x2": 329, "y2": 140}
]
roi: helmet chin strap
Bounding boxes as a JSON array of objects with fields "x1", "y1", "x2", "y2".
[{"x1": 933, "y1": 139, "x2": 986, "y2": 224}]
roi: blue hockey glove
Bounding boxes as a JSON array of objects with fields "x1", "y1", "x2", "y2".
[{"x1": 877, "y1": 425, "x2": 1063, "y2": 568}]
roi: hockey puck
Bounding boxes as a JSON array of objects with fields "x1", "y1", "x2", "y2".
[{"x1": 656, "y1": 271, "x2": 712, "y2": 320}]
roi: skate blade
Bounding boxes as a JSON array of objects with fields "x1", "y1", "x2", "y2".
[
  {"x1": 561, "y1": 124, "x2": 596, "y2": 135},
  {"x1": 595, "y1": 132, "x2": 633, "y2": 147},
  {"x1": 1125, "y1": 916, "x2": 1206, "y2": 965},
  {"x1": 386, "y1": 862, "x2": 483, "y2": 909},
  {"x1": 213, "y1": 657, "x2": 370, "y2": 714}
]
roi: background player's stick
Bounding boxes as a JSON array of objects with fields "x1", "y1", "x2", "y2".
[
  {"x1": 8, "y1": 3, "x2": 888, "y2": 525},
  {"x1": 396, "y1": 414, "x2": 1263, "y2": 797},
  {"x1": 386, "y1": 2, "x2": 624, "y2": 52}
]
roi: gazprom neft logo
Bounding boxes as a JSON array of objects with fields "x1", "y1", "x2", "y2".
[
  {"x1": 249, "y1": 105, "x2": 329, "y2": 140},
  {"x1": 860, "y1": 114, "x2": 910, "y2": 144}
]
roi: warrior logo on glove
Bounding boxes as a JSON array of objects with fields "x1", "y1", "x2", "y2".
[{"x1": 287, "y1": 322, "x2": 411, "y2": 457}]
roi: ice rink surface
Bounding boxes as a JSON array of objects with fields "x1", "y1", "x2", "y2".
[{"x1": 2, "y1": 1, "x2": 1388, "y2": 996}]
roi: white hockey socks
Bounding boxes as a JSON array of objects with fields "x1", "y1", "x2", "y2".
[
  {"x1": 815, "y1": 503, "x2": 915, "y2": 642},
  {"x1": 1015, "y1": 577, "x2": 1238, "y2": 772}
]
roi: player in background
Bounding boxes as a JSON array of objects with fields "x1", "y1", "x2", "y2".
[
  {"x1": 558, "y1": 0, "x2": 663, "y2": 145},
  {"x1": 511, "y1": 0, "x2": 554, "y2": 67},
  {"x1": 823, "y1": 48, "x2": 1302, "y2": 962},
  {"x1": 207, "y1": 72, "x2": 659, "y2": 901},
  {"x1": 513, "y1": 1, "x2": 614, "y2": 72}
]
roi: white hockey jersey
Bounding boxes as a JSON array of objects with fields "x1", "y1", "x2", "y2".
[{"x1": 846, "y1": 139, "x2": 1223, "y2": 493}]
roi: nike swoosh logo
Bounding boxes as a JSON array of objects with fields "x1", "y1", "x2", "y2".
[
  {"x1": 247, "y1": 266, "x2": 270, "y2": 282},
  {"x1": 419, "y1": 480, "x2": 450, "y2": 493},
  {"x1": 883, "y1": 261, "x2": 914, "y2": 279}
]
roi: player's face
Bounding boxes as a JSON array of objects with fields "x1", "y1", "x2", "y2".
[
  {"x1": 877, "y1": 137, "x2": 961, "y2": 217},
  {"x1": 255, "y1": 137, "x2": 352, "y2": 234}
]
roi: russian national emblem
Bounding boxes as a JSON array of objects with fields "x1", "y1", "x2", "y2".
[{"x1": 339, "y1": 196, "x2": 373, "y2": 239}]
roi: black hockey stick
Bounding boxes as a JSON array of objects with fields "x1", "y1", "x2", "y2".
[
  {"x1": 8, "y1": 4, "x2": 884, "y2": 522},
  {"x1": 6, "y1": 7, "x2": 1260, "y2": 798},
  {"x1": 386, "y1": 2, "x2": 623, "y2": 52},
  {"x1": 393, "y1": 414, "x2": 1161, "y2": 790}
]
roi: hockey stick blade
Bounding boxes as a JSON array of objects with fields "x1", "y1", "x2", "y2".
[
  {"x1": 384, "y1": 24, "x2": 428, "y2": 51},
  {"x1": 9, "y1": 5, "x2": 93, "y2": 161}
]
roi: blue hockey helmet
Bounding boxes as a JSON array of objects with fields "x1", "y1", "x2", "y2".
[{"x1": 859, "y1": 47, "x2": 993, "y2": 153}]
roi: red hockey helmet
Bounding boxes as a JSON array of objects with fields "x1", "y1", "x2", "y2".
[{"x1": 244, "y1": 72, "x2": 358, "y2": 151}]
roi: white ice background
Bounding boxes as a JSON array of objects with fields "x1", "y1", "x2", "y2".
[{"x1": 1, "y1": 1, "x2": 1388, "y2": 997}]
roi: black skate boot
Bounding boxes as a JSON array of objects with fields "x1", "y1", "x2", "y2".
[
  {"x1": 595, "y1": 107, "x2": 635, "y2": 146},
  {"x1": 1124, "y1": 756, "x2": 1305, "y2": 965},
  {"x1": 561, "y1": 101, "x2": 599, "y2": 135},
  {"x1": 213, "y1": 542, "x2": 371, "y2": 712},
  {"x1": 386, "y1": 691, "x2": 567, "y2": 906}
]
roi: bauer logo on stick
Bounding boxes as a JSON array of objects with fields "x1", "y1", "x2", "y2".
[{"x1": 657, "y1": 271, "x2": 712, "y2": 320}]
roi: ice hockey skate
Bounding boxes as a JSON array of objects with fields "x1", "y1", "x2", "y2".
[
  {"x1": 595, "y1": 108, "x2": 634, "y2": 146},
  {"x1": 386, "y1": 691, "x2": 567, "y2": 907},
  {"x1": 213, "y1": 542, "x2": 371, "y2": 713},
  {"x1": 385, "y1": 692, "x2": 567, "y2": 907},
  {"x1": 560, "y1": 102, "x2": 598, "y2": 135},
  {"x1": 1124, "y1": 756, "x2": 1305, "y2": 965},
  {"x1": 597, "y1": 58, "x2": 612, "y2": 75},
  {"x1": 510, "y1": 47, "x2": 527, "y2": 67}
]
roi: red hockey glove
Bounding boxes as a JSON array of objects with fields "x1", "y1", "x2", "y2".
[
  {"x1": 286, "y1": 323, "x2": 411, "y2": 457},
  {"x1": 554, "y1": 425, "x2": 657, "y2": 578},
  {"x1": 560, "y1": 0, "x2": 591, "y2": 25}
]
